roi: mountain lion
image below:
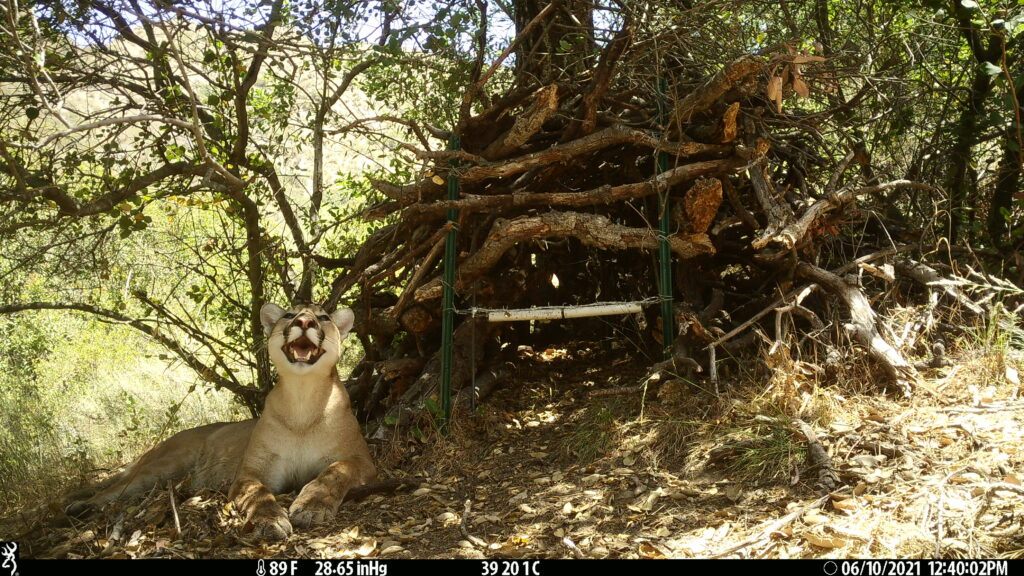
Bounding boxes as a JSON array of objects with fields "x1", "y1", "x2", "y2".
[{"x1": 65, "y1": 303, "x2": 377, "y2": 540}]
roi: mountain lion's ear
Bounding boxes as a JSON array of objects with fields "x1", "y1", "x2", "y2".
[
  {"x1": 331, "y1": 308, "x2": 355, "y2": 338},
  {"x1": 260, "y1": 303, "x2": 287, "y2": 335}
]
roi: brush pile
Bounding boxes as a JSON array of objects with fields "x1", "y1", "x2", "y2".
[{"x1": 329, "y1": 39, "x2": 1004, "y2": 423}]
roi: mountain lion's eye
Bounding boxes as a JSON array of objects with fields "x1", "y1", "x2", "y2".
[
  {"x1": 317, "y1": 314, "x2": 330, "y2": 321},
  {"x1": 283, "y1": 313, "x2": 296, "y2": 320}
]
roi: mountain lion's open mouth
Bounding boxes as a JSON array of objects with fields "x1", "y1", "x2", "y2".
[{"x1": 283, "y1": 335, "x2": 323, "y2": 364}]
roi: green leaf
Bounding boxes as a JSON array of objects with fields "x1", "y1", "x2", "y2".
[
  {"x1": 424, "y1": 397, "x2": 438, "y2": 413},
  {"x1": 165, "y1": 144, "x2": 185, "y2": 160},
  {"x1": 982, "y1": 62, "x2": 1003, "y2": 76},
  {"x1": 1008, "y1": 14, "x2": 1024, "y2": 35}
]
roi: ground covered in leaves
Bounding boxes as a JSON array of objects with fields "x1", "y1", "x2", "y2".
[{"x1": 7, "y1": 339, "x2": 1024, "y2": 559}]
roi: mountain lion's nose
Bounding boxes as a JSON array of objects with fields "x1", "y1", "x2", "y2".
[{"x1": 293, "y1": 315, "x2": 317, "y2": 330}]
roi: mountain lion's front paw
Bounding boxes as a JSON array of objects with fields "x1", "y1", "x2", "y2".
[
  {"x1": 248, "y1": 504, "x2": 293, "y2": 541},
  {"x1": 289, "y1": 489, "x2": 336, "y2": 528}
]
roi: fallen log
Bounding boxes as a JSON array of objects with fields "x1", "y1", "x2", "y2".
[
  {"x1": 796, "y1": 262, "x2": 917, "y2": 395},
  {"x1": 455, "y1": 363, "x2": 510, "y2": 411}
]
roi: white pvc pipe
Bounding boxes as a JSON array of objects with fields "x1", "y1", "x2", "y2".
[{"x1": 485, "y1": 302, "x2": 644, "y2": 323}]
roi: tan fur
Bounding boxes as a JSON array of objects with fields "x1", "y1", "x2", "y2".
[{"x1": 65, "y1": 303, "x2": 376, "y2": 540}]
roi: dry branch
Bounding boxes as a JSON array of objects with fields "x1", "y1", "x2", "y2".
[
  {"x1": 456, "y1": 364, "x2": 509, "y2": 410},
  {"x1": 671, "y1": 55, "x2": 765, "y2": 125},
  {"x1": 796, "y1": 263, "x2": 917, "y2": 394},
  {"x1": 416, "y1": 211, "x2": 715, "y2": 301},
  {"x1": 407, "y1": 158, "x2": 744, "y2": 219},
  {"x1": 483, "y1": 84, "x2": 559, "y2": 159},
  {"x1": 567, "y1": 15, "x2": 633, "y2": 140},
  {"x1": 749, "y1": 159, "x2": 795, "y2": 249},
  {"x1": 367, "y1": 125, "x2": 730, "y2": 219},
  {"x1": 894, "y1": 259, "x2": 985, "y2": 317},
  {"x1": 794, "y1": 420, "x2": 838, "y2": 492},
  {"x1": 760, "y1": 180, "x2": 940, "y2": 250},
  {"x1": 377, "y1": 358, "x2": 427, "y2": 381},
  {"x1": 711, "y1": 494, "x2": 830, "y2": 557},
  {"x1": 717, "y1": 102, "x2": 741, "y2": 143},
  {"x1": 459, "y1": 125, "x2": 733, "y2": 184}
]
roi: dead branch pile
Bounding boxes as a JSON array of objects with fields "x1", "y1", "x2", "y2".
[{"x1": 328, "y1": 45, "x2": 999, "y2": 425}]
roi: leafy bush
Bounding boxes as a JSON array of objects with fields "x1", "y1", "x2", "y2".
[{"x1": 0, "y1": 313, "x2": 242, "y2": 515}]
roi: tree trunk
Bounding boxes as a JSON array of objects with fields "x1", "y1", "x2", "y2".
[
  {"x1": 989, "y1": 133, "x2": 1021, "y2": 248},
  {"x1": 946, "y1": 2, "x2": 1001, "y2": 244},
  {"x1": 947, "y1": 69, "x2": 994, "y2": 244},
  {"x1": 988, "y1": 61, "x2": 1022, "y2": 248}
]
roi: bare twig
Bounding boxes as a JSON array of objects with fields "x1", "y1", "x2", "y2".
[
  {"x1": 712, "y1": 494, "x2": 830, "y2": 557},
  {"x1": 167, "y1": 481, "x2": 181, "y2": 538},
  {"x1": 459, "y1": 498, "x2": 486, "y2": 548}
]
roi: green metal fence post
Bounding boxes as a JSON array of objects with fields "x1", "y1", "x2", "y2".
[
  {"x1": 439, "y1": 135, "x2": 460, "y2": 430},
  {"x1": 657, "y1": 77, "x2": 674, "y2": 359}
]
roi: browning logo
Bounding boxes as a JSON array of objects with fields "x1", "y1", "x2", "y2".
[{"x1": 0, "y1": 542, "x2": 17, "y2": 576}]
